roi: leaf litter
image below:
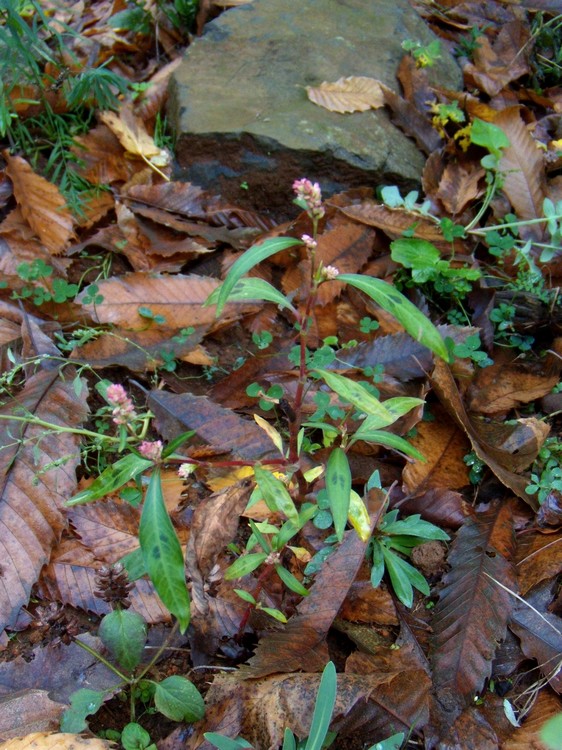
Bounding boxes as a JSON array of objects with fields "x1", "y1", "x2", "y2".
[{"x1": 0, "y1": 0, "x2": 562, "y2": 748}]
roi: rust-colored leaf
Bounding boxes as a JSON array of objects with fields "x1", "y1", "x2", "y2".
[
  {"x1": 431, "y1": 360, "x2": 548, "y2": 505},
  {"x1": 403, "y1": 405, "x2": 471, "y2": 493},
  {"x1": 306, "y1": 77, "x2": 385, "y2": 113},
  {"x1": 4, "y1": 153, "x2": 75, "y2": 255},
  {"x1": 468, "y1": 359, "x2": 560, "y2": 414},
  {"x1": 516, "y1": 531, "x2": 562, "y2": 597},
  {"x1": 431, "y1": 504, "x2": 517, "y2": 705},
  {"x1": 494, "y1": 107, "x2": 548, "y2": 239},
  {"x1": 282, "y1": 223, "x2": 374, "y2": 305},
  {"x1": 502, "y1": 689, "x2": 562, "y2": 750},
  {"x1": 0, "y1": 369, "x2": 88, "y2": 636},
  {"x1": 72, "y1": 124, "x2": 135, "y2": 184},
  {"x1": 77, "y1": 273, "x2": 255, "y2": 330}
]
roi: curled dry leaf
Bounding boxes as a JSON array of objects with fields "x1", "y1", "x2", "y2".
[
  {"x1": 99, "y1": 105, "x2": 170, "y2": 168},
  {"x1": 4, "y1": 153, "x2": 75, "y2": 255},
  {"x1": 306, "y1": 76, "x2": 386, "y2": 114}
]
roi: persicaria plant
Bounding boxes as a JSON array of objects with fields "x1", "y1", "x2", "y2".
[{"x1": 66, "y1": 178, "x2": 451, "y2": 640}]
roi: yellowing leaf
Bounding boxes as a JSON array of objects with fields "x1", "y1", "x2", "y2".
[
  {"x1": 254, "y1": 414, "x2": 284, "y2": 455},
  {"x1": 0, "y1": 733, "x2": 113, "y2": 750},
  {"x1": 306, "y1": 76, "x2": 385, "y2": 114},
  {"x1": 99, "y1": 106, "x2": 170, "y2": 168},
  {"x1": 348, "y1": 489, "x2": 371, "y2": 542}
]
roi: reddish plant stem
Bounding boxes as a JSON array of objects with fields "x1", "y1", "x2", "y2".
[{"x1": 235, "y1": 563, "x2": 276, "y2": 640}]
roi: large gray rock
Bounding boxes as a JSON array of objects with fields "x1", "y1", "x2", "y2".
[{"x1": 168, "y1": 0, "x2": 461, "y2": 216}]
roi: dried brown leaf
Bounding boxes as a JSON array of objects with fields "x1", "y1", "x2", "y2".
[
  {"x1": 396, "y1": 488, "x2": 474, "y2": 530},
  {"x1": 516, "y1": 532, "x2": 562, "y2": 596},
  {"x1": 306, "y1": 77, "x2": 385, "y2": 114},
  {"x1": 282, "y1": 223, "x2": 374, "y2": 305},
  {"x1": 402, "y1": 405, "x2": 471, "y2": 493},
  {"x1": 494, "y1": 107, "x2": 548, "y2": 238},
  {"x1": 502, "y1": 689, "x2": 562, "y2": 750},
  {"x1": 431, "y1": 360, "x2": 548, "y2": 505},
  {"x1": 0, "y1": 369, "x2": 88, "y2": 636},
  {"x1": 72, "y1": 326, "x2": 206, "y2": 372},
  {"x1": 77, "y1": 273, "x2": 254, "y2": 330},
  {"x1": 510, "y1": 583, "x2": 562, "y2": 693},
  {"x1": 340, "y1": 201, "x2": 464, "y2": 253},
  {"x1": 468, "y1": 360, "x2": 560, "y2": 414},
  {"x1": 464, "y1": 21, "x2": 531, "y2": 96},
  {"x1": 99, "y1": 106, "x2": 170, "y2": 166},
  {"x1": 186, "y1": 481, "x2": 253, "y2": 662},
  {"x1": 0, "y1": 690, "x2": 65, "y2": 741},
  {"x1": 148, "y1": 390, "x2": 278, "y2": 461},
  {"x1": 4, "y1": 153, "x2": 75, "y2": 255},
  {"x1": 0, "y1": 733, "x2": 113, "y2": 750},
  {"x1": 432, "y1": 504, "x2": 517, "y2": 706}
]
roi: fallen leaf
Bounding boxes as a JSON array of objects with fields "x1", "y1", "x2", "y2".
[
  {"x1": 402, "y1": 405, "x2": 471, "y2": 492},
  {"x1": 0, "y1": 733, "x2": 113, "y2": 750},
  {"x1": 502, "y1": 688, "x2": 562, "y2": 749},
  {"x1": 0, "y1": 369, "x2": 88, "y2": 636},
  {"x1": 0, "y1": 690, "x2": 66, "y2": 742},
  {"x1": 306, "y1": 77, "x2": 385, "y2": 114},
  {"x1": 516, "y1": 532, "x2": 562, "y2": 596},
  {"x1": 4, "y1": 153, "x2": 75, "y2": 255},
  {"x1": 99, "y1": 105, "x2": 170, "y2": 167},
  {"x1": 432, "y1": 503, "x2": 517, "y2": 707}
]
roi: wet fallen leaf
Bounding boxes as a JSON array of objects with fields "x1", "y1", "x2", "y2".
[{"x1": 432, "y1": 503, "x2": 517, "y2": 707}]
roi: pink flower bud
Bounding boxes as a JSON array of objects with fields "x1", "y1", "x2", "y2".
[{"x1": 138, "y1": 440, "x2": 163, "y2": 462}]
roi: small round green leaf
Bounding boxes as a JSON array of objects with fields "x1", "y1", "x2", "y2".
[
  {"x1": 98, "y1": 609, "x2": 147, "y2": 672},
  {"x1": 154, "y1": 676, "x2": 205, "y2": 722}
]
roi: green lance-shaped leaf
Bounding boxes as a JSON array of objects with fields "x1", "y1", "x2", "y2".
[
  {"x1": 98, "y1": 609, "x2": 147, "y2": 672},
  {"x1": 207, "y1": 277, "x2": 296, "y2": 313},
  {"x1": 204, "y1": 734, "x2": 253, "y2": 750},
  {"x1": 154, "y1": 675, "x2": 205, "y2": 722},
  {"x1": 67, "y1": 453, "x2": 152, "y2": 505},
  {"x1": 381, "y1": 545, "x2": 429, "y2": 607},
  {"x1": 225, "y1": 552, "x2": 269, "y2": 580},
  {"x1": 337, "y1": 274, "x2": 451, "y2": 362},
  {"x1": 139, "y1": 469, "x2": 190, "y2": 632},
  {"x1": 325, "y1": 447, "x2": 352, "y2": 542},
  {"x1": 304, "y1": 661, "x2": 337, "y2": 750},
  {"x1": 349, "y1": 427, "x2": 425, "y2": 460},
  {"x1": 210, "y1": 236, "x2": 302, "y2": 316},
  {"x1": 275, "y1": 564, "x2": 309, "y2": 596},
  {"x1": 254, "y1": 465, "x2": 299, "y2": 526},
  {"x1": 314, "y1": 369, "x2": 395, "y2": 422}
]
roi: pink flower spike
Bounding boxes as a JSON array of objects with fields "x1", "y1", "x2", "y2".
[
  {"x1": 138, "y1": 440, "x2": 163, "y2": 462},
  {"x1": 301, "y1": 234, "x2": 317, "y2": 251},
  {"x1": 107, "y1": 383, "x2": 129, "y2": 405}
]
